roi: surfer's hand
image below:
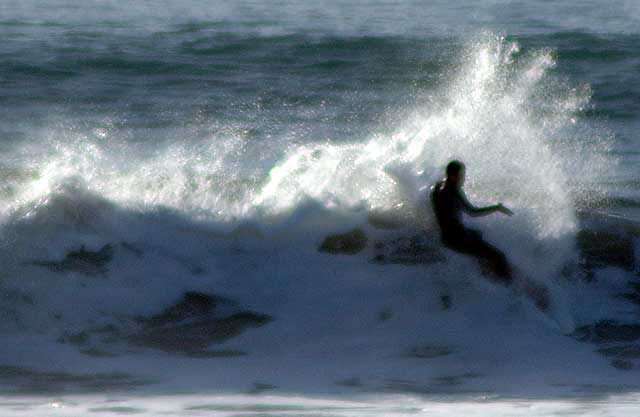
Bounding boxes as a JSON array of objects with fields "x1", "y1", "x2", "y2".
[{"x1": 497, "y1": 204, "x2": 513, "y2": 216}]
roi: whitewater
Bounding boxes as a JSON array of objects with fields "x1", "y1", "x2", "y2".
[{"x1": 0, "y1": 1, "x2": 639, "y2": 415}]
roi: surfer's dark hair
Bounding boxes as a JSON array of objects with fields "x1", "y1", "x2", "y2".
[{"x1": 446, "y1": 160, "x2": 465, "y2": 178}]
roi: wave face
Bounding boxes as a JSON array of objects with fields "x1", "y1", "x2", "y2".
[{"x1": 0, "y1": 2, "x2": 638, "y2": 412}]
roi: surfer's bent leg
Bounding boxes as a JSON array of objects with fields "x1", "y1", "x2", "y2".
[
  {"x1": 444, "y1": 229, "x2": 513, "y2": 285},
  {"x1": 475, "y1": 240, "x2": 512, "y2": 284}
]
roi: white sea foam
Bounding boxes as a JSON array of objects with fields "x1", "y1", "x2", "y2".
[
  {"x1": 0, "y1": 34, "x2": 619, "y2": 337},
  {"x1": 2, "y1": 393, "x2": 640, "y2": 417},
  {"x1": 0, "y1": 33, "x2": 633, "y2": 416}
]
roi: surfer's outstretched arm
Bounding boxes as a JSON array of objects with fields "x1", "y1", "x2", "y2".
[{"x1": 457, "y1": 189, "x2": 513, "y2": 217}]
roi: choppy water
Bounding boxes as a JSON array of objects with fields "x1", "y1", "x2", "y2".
[{"x1": 0, "y1": 1, "x2": 639, "y2": 415}]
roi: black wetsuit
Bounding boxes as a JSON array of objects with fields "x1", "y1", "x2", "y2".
[{"x1": 431, "y1": 180, "x2": 512, "y2": 284}]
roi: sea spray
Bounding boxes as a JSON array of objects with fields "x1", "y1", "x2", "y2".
[
  {"x1": 0, "y1": 16, "x2": 635, "y2": 410},
  {"x1": 2, "y1": 35, "x2": 613, "y2": 244},
  {"x1": 0, "y1": 35, "x2": 615, "y2": 315},
  {"x1": 255, "y1": 34, "x2": 613, "y2": 244}
]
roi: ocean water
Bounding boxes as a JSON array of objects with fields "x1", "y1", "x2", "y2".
[{"x1": 0, "y1": 1, "x2": 639, "y2": 415}]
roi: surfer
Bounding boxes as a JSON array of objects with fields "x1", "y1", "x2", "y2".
[
  {"x1": 431, "y1": 160, "x2": 514, "y2": 284},
  {"x1": 431, "y1": 160, "x2": 549, "y2": 310}
]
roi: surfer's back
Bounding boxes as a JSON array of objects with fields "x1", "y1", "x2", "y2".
[{"x1": 431, "y1": 179, "x2": 465, "y2": 240}]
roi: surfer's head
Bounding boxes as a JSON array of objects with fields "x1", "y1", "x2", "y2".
[{"x1": 446, "y1": 160, "x2": 465, "y2": 186}]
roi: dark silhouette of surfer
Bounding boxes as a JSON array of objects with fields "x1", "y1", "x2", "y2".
[
  {"x1": 431, "y1": 160, "x2": 513, "y2": 283},
  {"x1": 431, "y1": 160, "x2": 549, "y2": 310}
]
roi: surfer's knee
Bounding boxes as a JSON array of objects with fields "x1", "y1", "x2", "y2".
[
  {"x1": 490, "y1": 256, "x2": 513, "y2": 285},
  {"x1": 493, "y1": 269, "x2": 513, "y2": 286}
]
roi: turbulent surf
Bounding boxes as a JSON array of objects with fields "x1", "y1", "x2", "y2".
[{"x1": 0, "y1": 1, "x2": 639, "y2": 415}]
